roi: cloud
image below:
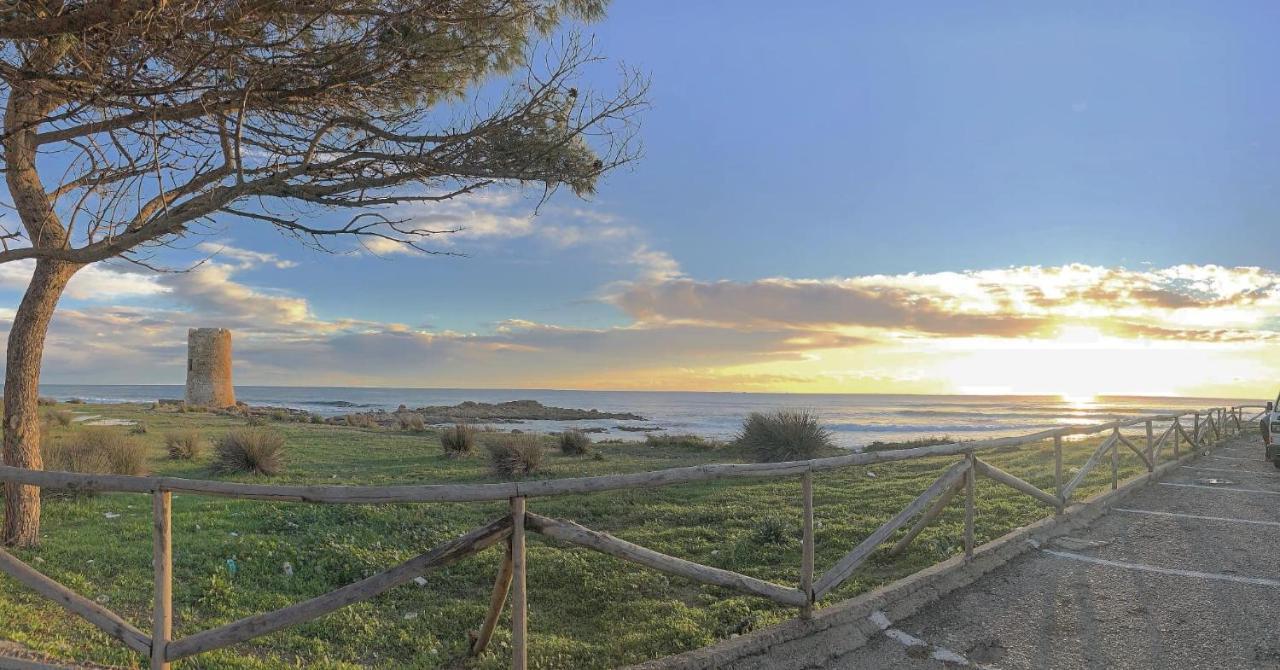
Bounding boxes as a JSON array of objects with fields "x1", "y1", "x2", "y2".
[
  {"x1": 0, "y1": 260, "x2": 165, "y2": 301},
  {"x1": 194, "y1": 242, "x2": 297, "y2": 269}
]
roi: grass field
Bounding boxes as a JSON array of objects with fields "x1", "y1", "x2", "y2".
[{"x1": 0, "y1": 402, "x2": 1195, "y2": 669}]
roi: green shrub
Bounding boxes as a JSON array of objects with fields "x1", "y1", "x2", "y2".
[
  {"x1": 165, "y1": 430, "x2": 204, "y2": 460},
  {"x1": 310, "y1": 414, "x2": 325, "y2": 424},
  {"x1": 45, "y1": 428, "x2": 148, "y2": 478},
  {"x1": 485, "y1": 434, "x2": 544, "y2": 478},
  {"x1": 736, "y1": 410, "x2": 833, "y2": 462},
  {"x1": 44, "y1": 409, "x2": 73, "y2": 427},
  {"x1": 440, "y1": 424, "x2": 476, "y2": 458},
  {"x1": 750, "y1": 515, "x2": 794, "y2": 546},
  {"x1": 270, "y1": 409, "x2": 289, "y2": 422},
  {"x1": 130, "y1": 422, "x2": 148, "y2": 435},
  {"x1": 245, "y1": 414, "x2": 268, "y2": 427},
  {"x1": 213, "y1": 428, "x2": 285, "y2": 475},
  {"x1": 558, "y1": 430, "x2": 592, "y2": 455},
  {"x1": 396, "y1": 413, "x2": 426, "y2": 431}
]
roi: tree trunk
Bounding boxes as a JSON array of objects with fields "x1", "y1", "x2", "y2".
[{"x1": 3, "y1": 259, "x2": 78, "y2": 547}]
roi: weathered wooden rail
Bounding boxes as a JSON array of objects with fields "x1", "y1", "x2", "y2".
[{"x1": 0, "y1": 403, "x2": 1262, "y2": 669}]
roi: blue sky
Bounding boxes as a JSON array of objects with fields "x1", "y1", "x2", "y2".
[{"x1": 11, "y1": 1, "x2": 1280, "y2": 395}]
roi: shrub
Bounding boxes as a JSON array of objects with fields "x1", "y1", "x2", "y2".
[
  {"x1": 245, "y1": 414, "x2": 268, "y2": 427},
  {"x1": 864, "y1": 436, "x2": 955, "y2": 452},
  {"x1": 165, "y1": 430, "x2": 204, "y2": 460},
  {"x1": 37, "y1": 397, "x2": 57, "y2": 406},
  {"x1": 440, "y1": 424, "x2": 476, "y2": 458},
  {"x1": 345, "y1": 413, "x2": 376, "y2": 428},
  {"x1": 736, "y1": 410, "x2": 833, "y2": 462},
  {"x1": 396, "y1": 413, "x2": 426, "y2": 431},
  {"x1": 310, "y1": 414, "x2": 325, "y2": 424},
  {"x1": 213, "y1": 428, "x2": 285, "y2": 475},
  {"x1": 270, "y1": 409, "x2": 289, "y2": 422},
  {"x1": 485, "y1": 434, "x2": 544, "y2": 478},
  {"x1": 130, "y1": 422, "x2": 149, "y2": 435},
  {"x1": 46, "y1": 428, "x2": 148, "y2": 478},
  {"x1": 750, "y1": 515, "x2": 793, "y2": 546},
  {"x1": 44, "y1": 409, "x2": 73, "y2": 427},
  {"x1": 558, "y1": 430, "x2": 592, "y2": 455},
  {"x1": 65, "y1": 398, "x2": 85, "y2": 404}
]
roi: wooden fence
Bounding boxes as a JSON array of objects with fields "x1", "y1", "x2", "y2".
[{"x1": 0, "y1": 403, "x2": 1264, "y2": 669}]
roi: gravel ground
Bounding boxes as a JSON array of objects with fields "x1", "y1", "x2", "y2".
[{"x1": 831, "y1": 433, "x2": 1280, "y2": 670}]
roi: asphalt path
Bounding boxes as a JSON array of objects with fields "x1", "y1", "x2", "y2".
[{"x1": 831, "y1": 433, "x2": 1280, "y2": 669}]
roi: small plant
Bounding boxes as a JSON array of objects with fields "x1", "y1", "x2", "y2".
[
  {"x1": 44, "y1": 409, "x2": 73, "y2": 427},
  {"x1": 165, "y1": 430, "x2": 204, "y2": 460},
  {"x1": 65, "y1": 398, "x2": 85, "y2": 404},
  {"x1": 558, "y1": 430, "x2": 592, "y2": 455},
  {"x1": 396, "y1": 413, "x2": 426, "y2": 431},
  {"x1": 750, "y1": 515, "x2": 793, "y2": 546},
  {"x1": 213, "y1": 428, "x2": 286, "y2": 476},
  {"x1": 37, "y1": 397, "x2": 57, "y2": 406},
  {"x1": 310, "y1": 414, "x2": 325, "y2": 424},
  {"x1": 345, "y1": 413, "x2": 376, "y2": 428},
  {"x1": 485, "y1": 434, "x2": 544, "y2": 478},
  {"x1": 270, "y1": 409, "x2": 289, "y2": 422},
  {"x1": 45, "y1": 428, "x2": 148, "y2": 481},
  {"x1": 440, "y1": 424, "x2": 476, "y2": 458},
  {"x1": 130, "y1": 421, "x2": 149, "y2": 435},
  {"x1": 736, "y1": 410, "x2": 834, "y2": 462}
]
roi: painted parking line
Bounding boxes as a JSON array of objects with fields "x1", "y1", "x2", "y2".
[
  {"x1": 1181, "y1": 466, "x2": 1280, "y2": 478},
  {"x1": 867, "y1": 610, "x2": 995, "y2": 668},
  {"x1": 1114, "y1": 508, "x2": 1280, "y2": 528},
  {"x1": 1043, "y1": 550, "x2": 1280, "y2": 587},
  {"x1": 1160, "y1": 482, "x2": 1280, "y2": 496}
]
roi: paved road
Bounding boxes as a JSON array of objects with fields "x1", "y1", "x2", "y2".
[{"x1": 832, "y1": 433, "x2": 1280, "y2": 669}]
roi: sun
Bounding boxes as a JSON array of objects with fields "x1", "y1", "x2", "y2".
[{"x1": 1060, "y1": 393, "x2": 1097, "y2": 408}]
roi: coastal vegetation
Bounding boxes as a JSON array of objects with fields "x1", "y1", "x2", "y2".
[
  {"x1": 213, "y1": 429, "x2": 287, "y2": 476},
  {"x1": 485, "y1": 434, "x2": 546, "y2": 477},
  {"x1": 0, "y1": 401, "x2": 1172, "y2": 669},
  {"x1": 557, "y1": 430, "x2": 593, "y2": 456},
  {"x1": 736, "y1": 409, "x2": 836, "y2": 462}
]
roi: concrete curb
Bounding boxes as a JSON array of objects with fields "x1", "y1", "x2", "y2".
[{"x1": 629, "y1": 440, "x2": 1226, "y2": 670}]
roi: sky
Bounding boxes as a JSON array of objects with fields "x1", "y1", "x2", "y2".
[{"x1": 8, "y1": 1, "x2": 1280, "y2": 398}]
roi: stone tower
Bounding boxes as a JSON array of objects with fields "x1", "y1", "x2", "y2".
[{"x1": 185, "y1": 328, "x2": 235, "y2": 408}]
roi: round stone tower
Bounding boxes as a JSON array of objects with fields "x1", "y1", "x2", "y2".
[{"x1": 185, "y1": 328, "x2": 235, "y2": 408}]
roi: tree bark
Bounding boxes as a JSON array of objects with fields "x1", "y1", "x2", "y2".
[{"x1": 3, "y1": 259, "x2": 78, "y2": 546}]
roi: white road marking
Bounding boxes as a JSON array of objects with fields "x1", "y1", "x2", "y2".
[
  {"x1": 1159, "y1": 482, "x2": 1280, "y2": 496},
  {"x1": 1181, "y1": 466, "x2": 1279, "y2": 478},
  {"x1": 1114, "y1": 508, "x2": 1280, "y2": 528},
  {"x1": 867, "y1": 610, "x2": 995, "y2": 668},
  {"x1": 1043, "y1": 549, "x2": 1280, "y2": 587}
]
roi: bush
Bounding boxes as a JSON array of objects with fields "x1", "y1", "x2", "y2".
[
  {"x1": 485, "y1": 434, "x2": 544, "y2": 478},
  {"x1": 213, "y1": 428, "x2": 285, "y2": 475},
  {"x1": 396, "y1": 413, "x2": 426, "y2": 431},
  {"x1": 44, "y1": 409, "x2": 73, "y2": 427},
  {"x1": 46, "y1": 428, "x2": 148, "y2": 477},
  {"x1": 245, "y1": 414, "x2": 268, "y2": 427},
  {"x1": 37, "y1": 397, "x2": 57, "y2": 406},
  {"x1": 750, "y1": 515, "x2": 793, "y2": 546},
  {"x1": 345, "y1": 413, "x2": 376, "y2": 428},
  {"x1": 130, "y1": 422, "x2": 148, "y2": 435},
  {"x1": 864, "y1": 436, "x2": 955, "y2": 452},
  {"x1": 65, "y1": 398, "x2": 85, "y2": 404},
  {"x1": 558, "y1": 430, "x2": 592, "y2": 455},
  {"x1": 165, "y1": 430, "x2": 204, "y2": 460},
  {"x1": 440, "y1": 424, "x2": 476, "y2": 458},
  {"x1": 736, "y1": 410, "x2": 833, "y2": 462}
]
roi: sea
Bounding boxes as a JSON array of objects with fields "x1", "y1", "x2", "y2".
[{"x1": 37, "y1": 385, "x2": 1261, "y2": 450}]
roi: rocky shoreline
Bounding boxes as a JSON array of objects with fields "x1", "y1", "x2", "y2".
[{"x1": 177, "y1": 398, "x2": 650, "y2": 429}]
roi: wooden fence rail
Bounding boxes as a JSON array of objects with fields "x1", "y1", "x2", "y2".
[{"x1": 0, "y1": 403, "x2": 1263, "y2": 668}]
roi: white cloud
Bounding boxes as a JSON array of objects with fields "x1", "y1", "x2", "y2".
[{"x1": 0, "y1": 260, "x2": 166, "y2": 301}]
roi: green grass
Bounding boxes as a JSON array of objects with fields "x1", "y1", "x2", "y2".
[{"x1": 0, "y1": 403, "x2": 1184, "y2": 669}]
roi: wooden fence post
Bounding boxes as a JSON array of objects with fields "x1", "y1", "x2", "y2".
[
  {"x1": 964, "y1": 453, "x2": 976, "y2": 559},
  {"x1": 1053, "y1": 434, "x2": 1063, "y2": 511},
  {"x1": 152, "y1": 489, "x2": 172, "y2": 670},
  {"x1": 1194, "y1": 412, "x2": 1200, "y2": 447},
  {"x1": 510, "y1": 497, "x2": 527, "y2": 670},
  {"x1": 1110, "y1": 430, "x2": 1119, "y2": 490},
  {"x1": 471, "y1": 541, "x2": 514, "y2": 656},
  {"x1": 800, "y1": 471, "x2": 814, "y2": 619},
  {"x1": 1173, "y1": 419, "x2": 1180, "y2": 459},
  {"x1": 1145, "y1": 421, "x2": 1154, "y2": 471}
]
